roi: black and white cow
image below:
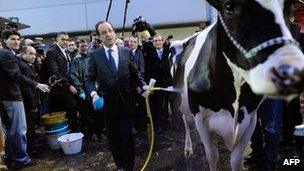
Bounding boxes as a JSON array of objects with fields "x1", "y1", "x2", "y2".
[{"x1": 170, "y1": 0, "x2": 304, "y2": 170}]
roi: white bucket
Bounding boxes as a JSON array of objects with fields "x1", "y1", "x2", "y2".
[{"x1": 58, "y1": 132, "x2": 84, "y2": 155}]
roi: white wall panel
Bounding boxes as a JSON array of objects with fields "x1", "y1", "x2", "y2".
[{"x1": 0, "y1": 0, "x2": 213, "y2": 36}]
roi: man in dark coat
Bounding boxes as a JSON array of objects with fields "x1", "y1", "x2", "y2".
[
  {"x1": 70, "y1": 39, "x2": 102, "y2": 135},
  {"x1": 17, "y1": 46, "x2": 40, "y2": 155},
  {"x1": 142, "y1": 34, "x2": 173, "y2": 133},
  {"x1": 129, "y1": 35, "x2": 146, "y2": 132},
  {"x1": 0, "y1": 29, "x2": 49, "y2": 167},
  {"x1": 85, "y1": 21, "x2": 147, "y2": 171},
  {"x1": 67, "y1": 40, "x2": 78, "y2": 60},
  {"x1": 45, "y1": 32, "x2": 78, "y2": 131}
]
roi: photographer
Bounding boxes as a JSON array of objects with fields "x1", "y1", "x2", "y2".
[
  {"x1": 132, "y1": 16, "x2": 156, "y2": 38},
  {"x1": 88, "y1": 31, "x2": 101, "y2": 53}
]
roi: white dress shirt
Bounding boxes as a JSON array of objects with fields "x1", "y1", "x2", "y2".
[
  {"x1": 90, "y1": 44, "x2": 119, "y2": 98},
  {"x1": 57, "y1": 43, "x2": 70, "y2": 61}
]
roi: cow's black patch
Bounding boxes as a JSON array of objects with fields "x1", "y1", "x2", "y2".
[
  {"x1": 220, "y1": 0, "x2": 284, "y2": 70},
  {"x1": 187, "y1": 24, "x2": 236, "y2": 115}
]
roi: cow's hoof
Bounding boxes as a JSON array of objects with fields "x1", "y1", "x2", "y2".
[{"x1": 184, "y1": 148, "x2": 193, "y2": 158}]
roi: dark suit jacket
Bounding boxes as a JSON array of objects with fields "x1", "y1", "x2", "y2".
[
  {"x1": 143, "y1": 44, "x2": 173, "y2": 88},
  {"x1": 46, "y1": 44, "x2": 71, "y2": 84},
  {"x1": 85, "y1": 46, "x2": 146, "y2": 114},
  {"x1": 131, "y1": 48, "x2": 145, "y2": 90},
  {"x1": 17, "y1": 58, "x2": 39, "y2": 111},
  {"x1": 0, "y1": 49, "x2": 38, "y2": 101}
]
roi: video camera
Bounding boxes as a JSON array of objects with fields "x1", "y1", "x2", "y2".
[{"x1": 132, "y1": 15, "x2": 156, "y2": 37}]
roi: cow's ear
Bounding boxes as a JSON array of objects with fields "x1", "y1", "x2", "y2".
[{"x1": 206, "y1": 0, "x2": 221, "y2": 10}]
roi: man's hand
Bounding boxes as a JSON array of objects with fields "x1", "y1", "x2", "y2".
[
  {"x1": 69, "y1": 85, "x2": 78, "y2": 94},
  {"x1": 136, "y1": 87, "x2": 142, "y2": 94},
  {"x1": 92, "y1": 94, "x2": 104, "y2": 111},
  {"x1": 142, "y1": 85, "x2": 149, "y2": 91},
  {"x1": 36, "y1": 83, "x2": 50, "y2": 93}
]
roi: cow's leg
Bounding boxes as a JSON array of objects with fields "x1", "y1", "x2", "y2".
[
  {"x1": 208, "y1": 110, "x2": 234, "y2": 151},
  {"x1": 230, "y1": 111, "x2": 257, "y2": 171},
  {"x1": 194, "y1": 112, "x2": 218, "y2": 171},
  {"x1": 183, "y1": 113, "x2": 193, "y2": 157}
]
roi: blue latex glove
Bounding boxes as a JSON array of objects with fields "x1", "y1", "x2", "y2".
[
  {"x1": 79, "y1": 92, "x2": 86, "y2": 100},
  {"x1": 93, "y1": 96, "x2": 104, "y2": 111}
]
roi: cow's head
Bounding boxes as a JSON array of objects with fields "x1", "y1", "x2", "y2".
[{"x1": 208, "y1": 0, "x2": 304, "y2": 99}]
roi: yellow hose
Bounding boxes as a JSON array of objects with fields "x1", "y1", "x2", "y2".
[
  {"x1": 140, "y1": 94, "x2": 154, "y2": 171},
  {"x1": 140, "y1": 87, "x2": 163, "y2": 171}
]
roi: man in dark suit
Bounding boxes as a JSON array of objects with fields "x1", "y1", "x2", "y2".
[
  {"x1": 45, "y1": 32, "x2": 78, "y2": 131},
  {"x1": 129, "y1": 35, "x2": 146, "y2": 132},
  {"x1": 143, "y1": 34, "x2": 173, "y2": 133},
  {"x1": 85, "y1": 21, "x2": 147, "y2": 171}
]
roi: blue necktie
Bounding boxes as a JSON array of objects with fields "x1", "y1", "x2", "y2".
[
  {"x1": 158, "y1": 51, "x2": 162, "y2": 60},
  {"x1": 107, "y1": 49, "x2": 117, "y2": 72}
]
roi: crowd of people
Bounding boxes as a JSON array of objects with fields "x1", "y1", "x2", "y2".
[
  {"x1": 0, "y1": 16, "x2": 304, "y2": 171},
  {"x1": 0, "y1": 19, "x2": 181, "y2": 170}
]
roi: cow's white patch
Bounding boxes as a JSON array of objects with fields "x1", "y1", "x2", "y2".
[
  {"x1": 255, "y1": 0, "x2": 292, "y2": 39},
  {"x1": 277, "y1": 0, "x2": 284, "y2": 7},
  {"x1": 249, "y1": 44, "x2": 304, "y2": 99},
  {"x1": 223, "y1": 52, "x2": 249, "y2": 143},
  {"x1": 184, "y1": 22, "x2": 217, "y2": 82},
  {"x1": 170, "y1": 32, "x2": 201, "y2": 77},
  {"x1": 201, "y1": 108, "x2": 234, "y2": 150}
]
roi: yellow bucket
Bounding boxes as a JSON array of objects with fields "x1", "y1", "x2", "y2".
[{"x1": 41, "y1": 111, "x2": 67, "y2": 125}]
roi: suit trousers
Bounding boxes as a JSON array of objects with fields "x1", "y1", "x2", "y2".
[
  {"x1": 103, "y1": 101, "x2": 135, "y2": 171},
  {"x1": 150, "y1": 91, "x2": 169, "y2": 132}
]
